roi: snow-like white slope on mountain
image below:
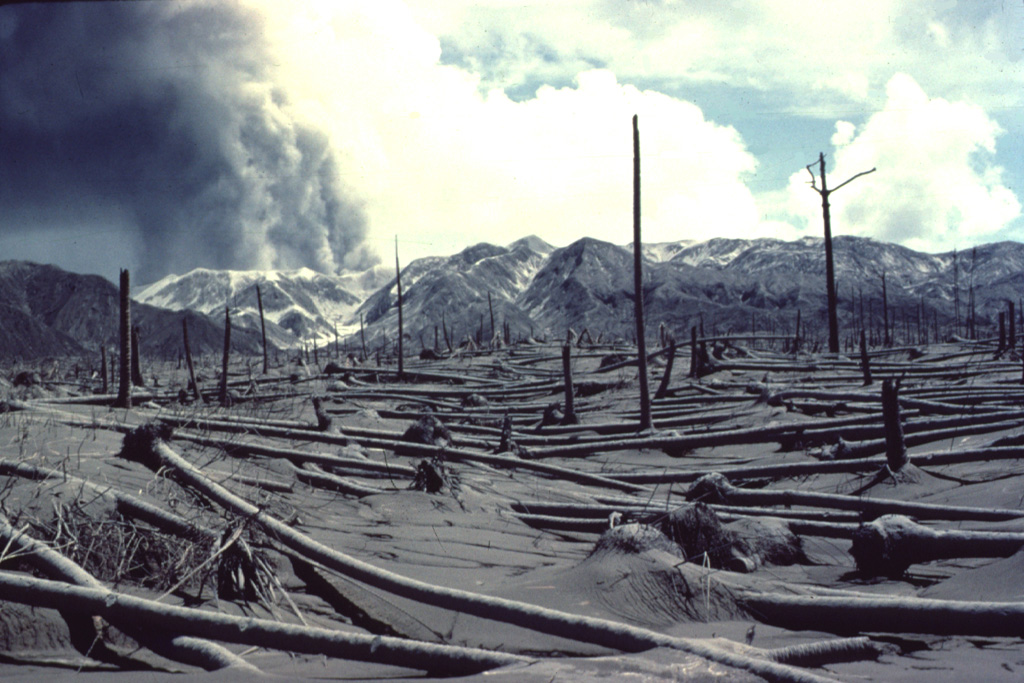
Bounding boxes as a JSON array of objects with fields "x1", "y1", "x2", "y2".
[
  {"x1": 138, "y1": 267, "x2": 363, "y2": 346},
  {"x1": 134, "y1": 235, "x2": 1024, "y2": 350}
]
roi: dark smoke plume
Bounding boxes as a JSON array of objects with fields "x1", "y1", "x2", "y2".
[{"x1": 0, "y1": 2, "x2": 376, "y2": 281}]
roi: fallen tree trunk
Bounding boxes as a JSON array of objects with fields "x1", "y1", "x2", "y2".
[
  {"x1": 524, "y1": 412, "x2": 895, "y2": 460},
  {"x1": 0, "y1": 458, "x2": 215, "y2": 543},
  {"x1": 686, "y1": 473, "x2": 1024, "y2": 522},
  {"x1": 742, "y1": 592, "x2": 1024, "y2": 638},
  {"x1": 293, "y1": 462, "x2": 390, "y2": 498},
  {"x1": 175, "y1": 431, "x2": 418, "y2": 478},
  {"x1": 0, "y1": 571, "x2": 526, "y2": 676},
  {"x1": 614, "y1": 445, "x2": 1024, "y2": 486},
  {"x1": 117, "y1": 428, "x2": 836, "y2": 683},
  {"x1": 765, "y1": 637, "x2": 885, "y2": 667},
  {"x1": 850, "y1": 514, "x2": 1024, "y2": 577},
  {"x1": 0, "y1": 514, "x2": 258, "y2": 673}
]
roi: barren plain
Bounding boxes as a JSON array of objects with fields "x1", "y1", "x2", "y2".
[{"x1": 2, "y1": 338, "x2": 1024, "y2": 681}]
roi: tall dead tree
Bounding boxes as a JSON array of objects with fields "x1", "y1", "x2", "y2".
[
  {"x1": 219, "y1": 306, "x2": 231, "y2": 407},
  {"x1": 859, "y1": 330, "x2": 872, "y2": 386},
  {"x1": 114, "y1": 269, "x2": 132, "y2": 409},
  {"x1": 360, "y1": 313, "x2": 367, "y2": 360},
  {"x1": 395, "y1": 237, "x2": 405, "y2": 380},
  {"x1": 129, "y1": 326, "x2": 144, "y2": 386},
  {"x1": 488, "y1": 292, "x2": 495, "y2": 347},
  {"x1": 882, "y1": 378, "x2": 908, "y2": 473},
  {"x1": 632, "y1": 115, "x2": 653, "y2": 430},
  {"x1": 881, "y1": 272, "x2": 890, "y2": 347},
  {"x1": 256, "y1": 284, "x2": 268, "y2": 373},
  {"x1": 182, "y1": 318, "x2": 203, "y2": 403},
  {"x1": 793, "y1": 309, "x2": 802, "y2": 353},
  {"x1": 655, "y1": 339, "x2": 676, "y2": 400},
  {"x1": 952, "y1": 248, "x2": 960, "y2": 337},
  {"x1": 968, "y1": 247, "x2": 977, "y2": 339},
  {"x1": 806, "y1": 153, "x2": 876, "y2": 353},
  {"x1": 1010, "y1": 301, "x2": 1017, "y2": 350},
  {"x1": 561, "y1": 344, "x2": 578, "y2": 425},
  {"x1": 100, "y1": 346, "x2": 108, "y2": 394}
]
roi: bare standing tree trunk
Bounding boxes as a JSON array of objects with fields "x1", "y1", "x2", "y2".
[
  {"x1": 654, "y1": 339, "x2": 676, "y2": 400},
  {"x1": 806, "y1": 153, "x2": 876, "y2": 354},
  {"x1": 1010, "y1": 301, "x2": 1016, "y2": 350},
  {"x1": 114, "y1": 269, "x2": 132, "y2": 409},
  {"x1": 561, "y1": 344, "x2": 578, "y2": 425},
  {"x1": 968, "y1": 246, "x2": 977, "y2": 339},
  {"x1": 881, "y1": 271, "x2": 890, "y2": 347},
  {"x1": 859, "y1": 330, "x2": 872, "y2": 386},
  {"x1": 395, "y1": 237, "x2": 404, "y2": 380},
  {"x1": 488, "y1": 292, "x2": 495, "y2": 348},
  {"x1": 100, "y1": 346, "x2": 108, "y2": 394},
  {"x1": 182, "y1": 318, "x2": 203, "y2": 403},
  {"x1": 360, "y1": 313, "x2": 367, "y2": 361},
  {"x1": 219, "y1": 306, "x2": 231, "y2": 407},
  {"x1": 256, "y1": 284, "x2": 268, "y2": 373},
  {"x1": 632, "y1": 115, "x2": 653, "y2": 430},
  {"x1": 130, "y1": 326, "x2": 144, "y2": 386},
  {"x1": 882, "y1": 379, "x2": 907, "y2": 473},
  {"x1": 793, "y1": 309, "x2": 801, "y2": 353},
  {"x1": 952, "y1": 248, "x2": 960, "y2": 337}
]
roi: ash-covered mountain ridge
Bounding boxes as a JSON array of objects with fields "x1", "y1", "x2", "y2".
[
  {"x1": 5, "y1": 234, "x2": 1023, "y2": 360},
  {"x1": 0, "y1": 261, "x2": 265, "y2": 361},
  {"x1": 138, "y1": 234, "x2": 1024, "y2": 352}
]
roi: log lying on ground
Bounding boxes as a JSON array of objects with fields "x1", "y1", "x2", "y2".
[
  {"x1": 174, "y1": 431, "x2": 419, "y2": 479},
  {"x1": 0, "y1": 572, "x2": 526, "y2": 676},
  {"x1": 741, "y1": 592, "x2": 1024, "y2": 638},
  {"x1": 765, "y1": 637, "x2": 886, "y2": 667},
  {"x1": 850, "y1": 514, "x2": 1024, "y2": 577},
  {"x1": 142, "y1": 417, "x2": 647, "y2": 494},
  {"x1": 0, "y1": 513, "x2": 258, "y2": 673},
  {"x1": 613, "y1": 445, "x2": 1024, "y2": 486},
  {"x1": 0, "y1": 458, "x2": 215, "y2": 543},
  {"x1": 686, "y1": 473, "x2": 1024, "y2": 522},
  {"x1": 293, "y1": 462, "x2": 390, "y2": 498},
  {"x1": 524, "y1": 412, "x2": 894, "y2": 460},
  {"x1": 116, "y1": 427, "x2": 836, "y2": 683}
]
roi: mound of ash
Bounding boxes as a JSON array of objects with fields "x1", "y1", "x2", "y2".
[{"x1": 660, "y1": 503, "x2": 807, "y2": 573}]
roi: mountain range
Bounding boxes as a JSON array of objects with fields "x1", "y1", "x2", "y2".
[
  {"x1": 0, "y1": 261, "x2": 265, "y2": 361},
  {"x1": 4, "y1": 234, "x2": 1023, "y2": 361}
]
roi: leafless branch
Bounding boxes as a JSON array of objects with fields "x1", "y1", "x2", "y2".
[
  {"x1": 831, "y1": 167, "x2": 877, "y2": 193},
  {"x1": 805, "y1": 163, "x2": 821, "y2": 193}
]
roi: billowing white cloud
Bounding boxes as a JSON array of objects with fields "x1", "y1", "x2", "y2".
[
  {"x1": 405, "y1": 0, "x2": 1024, "y2": 114},
  {"x1": 785, "y1": 73, "x2": 1020, "y2": 252},
  {"x1": 255, "y1": 0, "x2": 763, "y2": 262}
]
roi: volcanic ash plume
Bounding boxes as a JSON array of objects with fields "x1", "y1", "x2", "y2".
[{"x1": 0, "y1": 1, "x2": 377, "y2": 280}]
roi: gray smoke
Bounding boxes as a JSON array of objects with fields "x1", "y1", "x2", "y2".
[{"x1": 0, "y1": 2, "x2": 376, "y2": 281}]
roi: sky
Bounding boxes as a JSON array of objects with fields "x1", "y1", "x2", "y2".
[{"x1": 1, "y1": 1, "x2": 1022, "y2": 285}]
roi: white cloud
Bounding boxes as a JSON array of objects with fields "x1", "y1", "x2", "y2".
[
  {"x1": 252, "y1": 0, "x2": 763, "y2": 263},
  {"x1": 406, "y1": 0, "x2": 1024, "y2": 114},
  {"x1": 785, "y1": 73, "x2": 1020, "y2": 252}
]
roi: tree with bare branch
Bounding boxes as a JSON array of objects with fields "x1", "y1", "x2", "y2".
[{"x1": 806, "y1": 153, "x2": 876, "y2": 353}]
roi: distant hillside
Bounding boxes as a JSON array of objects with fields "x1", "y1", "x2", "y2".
[
  {"x1": 354, "y1": 235, "x2": 1024, "y2": 349},
  {"x1": 0, "y1": 261, "x2": 266, "y2": 361},
  {"x1": 138, "y1": 267, "x2": 366, "y2": 348},
  {"x1": 9, "y1": 234, "x2": 1024, "y2": 361}
]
